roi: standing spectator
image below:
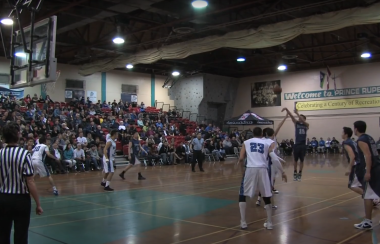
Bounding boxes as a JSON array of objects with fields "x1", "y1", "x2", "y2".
[{"x1": 0, "y1": 122, "x2": 43, "y2": 244}]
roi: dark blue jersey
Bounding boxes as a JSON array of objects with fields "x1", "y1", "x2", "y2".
[
  {"x1": 295, "y1": 122, "x2": 308, "y2": 145},
  {"x1": 357, "y1": 134, "x2": 380, "y2": 167},
  {"x1": 343, "y1": 138, "x2": 360, "y2": 164},
  {"x1": 131, "y1": 139, "x2": 140, "y2": 155}
]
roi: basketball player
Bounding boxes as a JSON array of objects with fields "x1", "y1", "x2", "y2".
[
  {"x1": 353, "y1": 121, "x2": 380, "y2": 229},
  {"x1": 257, "y1": 122, "x2": 287, "y2": 208},
  {"x1": 238, "y1": 127, "x2": 287, "y2": 230},
  {"x1": 31, "y1": 137, "x2": 59, "y2": 196},
  {"x1": 342, "y1": 127, "x2": 364, "y2": 196},
  {"x1": 282, "y1": 108, "x2": 309, "y2": 181},
  {"x1": 119, "y1": 132, "x2": 147, "y2": 181},
  {"x1": 101, "y1": 129, "x2": 118, "y2": 192}
]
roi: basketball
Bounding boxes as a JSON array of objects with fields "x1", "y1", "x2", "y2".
[{"x1": 273, "y1": 86, "x2": 282, "y2": 94}]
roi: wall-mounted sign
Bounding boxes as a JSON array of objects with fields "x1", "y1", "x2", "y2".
[
  {"x1": 295, "y1": 97, "x2": 380, "y2": 111},
  {"x1": 284, "y1": 86, "x2": 380, "y2": 100}
]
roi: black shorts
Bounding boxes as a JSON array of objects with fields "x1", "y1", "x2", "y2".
[
  {"x1": 293, "y1": 144, "x2": 307, "y2": 162},
  {"x1": 348, "y1": 164, "x2": 365, "y2": 189},
  {"x1": 129, "y1": 154, "x2": 137, "y2": 165}
]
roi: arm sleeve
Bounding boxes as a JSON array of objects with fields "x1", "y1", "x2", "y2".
[
  {"x1": 269, "y1": 151, "x2": 284, "y2": 174},
  {"x1": 23, "y1": 152, "x2": 34, "y2": 176}
]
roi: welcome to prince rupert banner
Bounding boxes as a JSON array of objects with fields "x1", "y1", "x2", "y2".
[{"x1": 284, "y1": 86, "x2": 380, "y2": 100}]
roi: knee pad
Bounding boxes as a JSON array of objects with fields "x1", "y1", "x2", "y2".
[
  {"x1": 239, "y1": 195, "x2": 246, "y2": 202},
  {"x1": 263, "y1": 197, "x2": 271, "y2": 205}
]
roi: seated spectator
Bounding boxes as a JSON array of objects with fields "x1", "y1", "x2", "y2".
[
  {"x1": 74, "y1": 144, "x2": 86, "y2": 171},
  {"x1": 175, "y1": 142, "x2": 186, "y2": 163},
  {"x1": 331, "y1": 137, "x2": 340, "y2": 153},
  {"x1": 325, "y1": 137, "x2": 332, "y2": 153},
  {"x1": 77, "y1": 132, "x2": 88, "y2": 147},
  {"x1": 183, "y1": 141, "x2": 192, "y2": 163},
  {"x1": 318, "y1": 137, "x2": 325, "y2": 153},
  {"x1": 284, "y1": 140, "x2": 293, "y2": 156},
  {"x1": 88, "y1": 144, "x2": 101, "y2": 170},
  {"x1": 63, "y1": 143, "x2": 76, "y2": 170},
  {"x1": 159, "y1": 141, "x2": 172, "y2": 165},
  {"x1": 310, "y1": 137, "x2": 318, "y2": 153},
  {"x1": 50, "y1": 142, "x2": 66, "y2": 174},
  {"x1": 222, "y1": 137, "x2": 233, "y2": 155}
]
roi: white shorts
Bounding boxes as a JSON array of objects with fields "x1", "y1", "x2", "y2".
[
  {"x1": 364, "y1": 182, "x2": 380, "y2": 200},
  {"x1": 239, "y1": 167, "x2": 272, "y2": 198},
  {"x1": 103, "y1": 158, "x2": 114, "y2": 173},
  {"x1": 31, "y1": 159, "x2": 50, "y2": 178}
]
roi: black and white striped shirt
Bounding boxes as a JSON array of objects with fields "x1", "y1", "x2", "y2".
[{"x1": 0, "y1": 146, "x2": 34, "y2": 194}]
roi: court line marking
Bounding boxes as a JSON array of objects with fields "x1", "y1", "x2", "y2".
[
  {"x1": 169, "y1": 191, "x2": 355, "y2": 244},
  {"x1": 336, "y1": 229, "x2": 373, "y2": 244},
  {"x1": 32, "y1": 176, "x2": 317, "y2": 221},
  {"x1": 37, "y1": 173, "x2": 246, "y2": 203},
  {"x1": 208, "y1": 195, "x2": 361, "y2": 244},
  {"x1": 30, "y1": 207, "x2": 109, "y2": 220},
  {"x1": 30, "y1": 178, "x2": 311, "y2": 230},
  {"x1": 29, "y1": 210, "x2": 132, "y2": 229}
]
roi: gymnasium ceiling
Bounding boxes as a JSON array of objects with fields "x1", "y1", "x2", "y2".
[{"x1": 1, "y1": 0, "x2": 380, "y2": 78}]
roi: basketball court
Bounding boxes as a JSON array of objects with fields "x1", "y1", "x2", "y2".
[{"x1": 29, "y1": 155, "x2": 377, "y2": 244}]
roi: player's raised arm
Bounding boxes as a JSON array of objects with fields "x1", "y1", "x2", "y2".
[
  {"x1": 274, "y1": 113, "x2": 288, "y2": 137},
  {"x1": 281, "y1": 108, "x2": 297, "y2": 124}
]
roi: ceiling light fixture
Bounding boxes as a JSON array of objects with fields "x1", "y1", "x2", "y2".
[
  {"x1": 237, "y1": 57, "x2": 245, "y2": 62},
  {"x1": 277, "y1": 64, "x2": 287, "y2": 71},
  {"x1": 361, "y1": 52, "x2": 371, "y2": 58},
  {"x1": 15, "y1": 52, "x2": 27, "y2": 58},
  {"x1": 0, "y1": 18, "x2": 13, "y2": 25},
  {"x1": 126, "y1": 64, "x2": 133, "y2": 69},
  {"x1": 113, "y1": 26, "x2": 125, "y2": 44},
  {"x1": 172, "y1": 71, "x2": 180, "y2": 76},
  {"x1": 113, "y1": 37, "x2": 124, "y2": 44},
  {"x1": 192, "y1": 0, "x2": 208, "y2": 8}
]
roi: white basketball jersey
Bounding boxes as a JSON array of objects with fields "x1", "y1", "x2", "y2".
[
  {"x1": 103, "y1": 139, "x2": 116, "y2": 160},
  {"x1": 244, "y1": 137, "x2": 270, "y2": 168},
  {"x1": 31, "y1": 144, "x2": 48, "y2": 162}
]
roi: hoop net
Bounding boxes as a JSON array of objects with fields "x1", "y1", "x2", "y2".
[{"x1": 42, "y1": 70, "x2": 60, "y2": 94}]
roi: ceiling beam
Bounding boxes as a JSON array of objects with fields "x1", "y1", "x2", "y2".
[{"x1": 36, "y1": 0, "x2": 90, "y2": 21}]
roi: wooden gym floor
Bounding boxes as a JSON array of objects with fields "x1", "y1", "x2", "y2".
[{"x1": 26, "y1": 154, "x2": 379, "y2": 244}]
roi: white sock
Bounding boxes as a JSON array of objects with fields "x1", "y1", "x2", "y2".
[
  {"x1": 239, "y1": 202, "x2": 247, "y2": 223},
  {"x1": 105, "y1": 181, "x2": 110, "y2": 187},
  {"x1": 102, "y1": 178, "x2": 106, "y2": 183},
  {"x1": 265, "y1": 204, "x2": 273, "y2": 223},
  {"x1": 53, "y1": 186, "x2": 57, "y2": 191},
  {"x1": 257, "y1": 196, "x2": 261, "y2": 201}
]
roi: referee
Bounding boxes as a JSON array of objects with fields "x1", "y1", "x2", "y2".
[
  {"x1": 191, "y1": 133, "x2": 205, "y2": 172},
  {"x1": 0, "y1": 122, "x2": 43, "y2": 244}
]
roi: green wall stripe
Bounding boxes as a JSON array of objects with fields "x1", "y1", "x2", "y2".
[
  {"x1": 101, "y1": 72, "x2": 106, "y2": 102},
  {"x1": 151, "y1": 73, "x2": 155, "y2": 107}
]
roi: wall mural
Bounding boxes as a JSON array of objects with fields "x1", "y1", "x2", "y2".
[{"x1": 251, "y1": 80, "x2": 281, "y2": 107}]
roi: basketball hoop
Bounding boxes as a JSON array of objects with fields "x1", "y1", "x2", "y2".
[{"x1": 42, "y1": 70, "x2": 60, "y2": 94}]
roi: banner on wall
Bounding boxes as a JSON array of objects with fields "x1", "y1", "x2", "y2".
[
  {"x1": 87, "y1": 91, "x2": 97, "y2": 103},
  {"x1": 295, "y1": 97, "x2": 380, "y2": 111},
  {"x1": 0, "y1": 85, "x2": 24, "y2": 99},
  {"x1": 284, "y1": 86, "x2": 380, "y2": 100},
  {"x1": 251, "y1": 80, "x2": 281, "y2": 107}
]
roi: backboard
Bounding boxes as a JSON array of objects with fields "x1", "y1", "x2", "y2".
[{"x1": 10, "y1": 15, "x2": 57, "y2": 88}]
